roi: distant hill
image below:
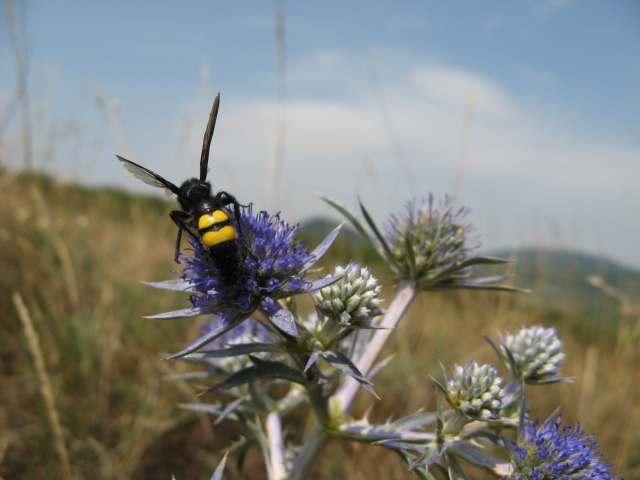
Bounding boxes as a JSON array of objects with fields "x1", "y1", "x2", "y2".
[
  {"x1": 483, "y1": 247, "x2": 640, "y2": 316},
  {"x1": 298, "y1": 217, "x2": 361, "y2": 246},
  {"x1": 297, "y1": 216, "x2": 640, "y2": 318}
]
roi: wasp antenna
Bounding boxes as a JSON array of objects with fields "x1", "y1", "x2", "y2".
[{"x1": 200, "y1": 93, "x2": 220, "y2": 182}]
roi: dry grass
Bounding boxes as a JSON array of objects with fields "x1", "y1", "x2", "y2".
[{"x1": 0, "y1": 170, "x2": 637, "y2": 479}]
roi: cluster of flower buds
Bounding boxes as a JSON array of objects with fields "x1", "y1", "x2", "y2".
[
  {"x1": 490, "y1": 325, "x2": 567, "y2": 385},
  {"x1": 312, "y1": 262, "x2": 384, "y2": 328},
  {"x1": 441, "y1": 360, "x2": 504, "y2": 421}
]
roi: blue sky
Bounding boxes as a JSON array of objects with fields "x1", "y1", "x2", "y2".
[{"x1": 2, "y1": 1, "x2": 639, "y2": 269}]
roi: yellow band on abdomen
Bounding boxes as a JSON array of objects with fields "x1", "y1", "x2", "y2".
[
  {"x1": 198, "y1": 210, "x2": 230, "y2": 230},
  {"x1": 202, "y1": 225, "x2": 236, "y2": 247}
]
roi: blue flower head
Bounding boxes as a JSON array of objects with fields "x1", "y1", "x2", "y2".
[
  {"x1": 184, "y1": 208, "x2": 311, "y2": 318},
  {"x1": 321, "y1": 193, "x2": 518, "y2": 291},
  {"x1": 147, "y1": 205, "x2": 342, "y2": 357},
  {"x1": 503, "y1": 413, "x2": 615, "y2": 480},
  {"x1": 383, "y1": 195, "x2": 477, "y2": 284}
]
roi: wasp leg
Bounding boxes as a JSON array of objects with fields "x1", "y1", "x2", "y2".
[
  {"x1": 170, "y1": 210, "x2": 215, "y2": 263},
  {"x1": 169, "y1": 210, "x2": 193, "y2": 261}
]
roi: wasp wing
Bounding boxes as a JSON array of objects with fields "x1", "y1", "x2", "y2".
[
  {"x1": 116, "y1": 155, "x2": 180, "y2": 196},
  {"x1": 199, "y1": 93, "x2": 220, "y2": 182}
]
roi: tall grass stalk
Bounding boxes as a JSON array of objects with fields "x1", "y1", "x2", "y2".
[{"x1": 13, "y1": 292, "x2": 73, "y2": 480}]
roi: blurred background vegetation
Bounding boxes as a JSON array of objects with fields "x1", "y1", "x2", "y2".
[
  {"x1": 1, "y1": 2, "x2": 639, "y2": 478},
  {"x1": 1, "y1": 169, "x2": 638, "y2": 479}
]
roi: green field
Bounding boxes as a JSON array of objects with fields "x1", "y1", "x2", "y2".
[{"x1": 1, "y1": 170, "x2": 638, "y2": 479}]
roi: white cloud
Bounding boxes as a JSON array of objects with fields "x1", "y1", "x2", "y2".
[
  {"x1": 122, "y1": 46, "x2": 640, "y2": 267},
  {"x1": 409, "y1": 66, "x2": 519, "y2": 120},
  {"x1": 184, "y1": 50, "x2": 638, "y2": 202}
]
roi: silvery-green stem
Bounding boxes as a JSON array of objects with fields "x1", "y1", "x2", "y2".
[
  {"x1": 287, "y1": 424, "x2": 329, "y2": 480},
  {"x1": 335, "y1": 280, "x2": 417, "y2": 411},
  {"x1": 443, "y1": 410, "x2": 470, "y2": 435},
  {"x1": 317, "y1": 314, "x2": 343, "y2": 346},
  {"x1": 266, "y1": 412, "x2": 287, "y2": 480},
  {"x1": 288, "y1": 280, "x2": 418, "y2": 480},
  {"x1": 518, "y1": 377, "x2": 527, "y2": 442}
]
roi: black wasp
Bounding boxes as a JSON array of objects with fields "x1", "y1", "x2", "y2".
[{"x1": 117, "y1": 93, "x2": 247, "y2": 286}]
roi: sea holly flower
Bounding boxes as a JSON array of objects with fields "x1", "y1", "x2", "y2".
[
  {"x1": 489, "y1": 325, "x2": 568, "y2": 385},
  {"x1": 503, "y1": 413, "x2": 615, "y2": 480},
  {"x1": 434, "y1": 360, "x2": 504, "y2": 428},
  {"x1": 384, "y1": 196, "x2": 476, "y2": 280},
  {"x1": 320, "y1": 194, "x2": 518, "y2": 291},
  {"x1": 307, "y1": 262, "x2": 385, "y2": 385},
  {"x1": 146, "y1": 206, "x2": 343, "y2": 357},
  {"x1": 311, "y1": 262, "x2": 384, "y2": 329},
  {"x1": 300, "y1": 263, "x2": 385, "y2": 396}
]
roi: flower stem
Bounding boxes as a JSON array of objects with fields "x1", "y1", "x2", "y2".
[
  {"x1": 266, "y1": 412, "x2": 287, "y2": 480},
  {"x1": 443, "y1": 410, "x2": 470, "y2": 435},
  {"x1": 288, "y1": 280, "x2": 418, "y2": 480},
  {"x1": 335, "y1": 280, "x2": 417, "y2": 411},
  {"x1": 290, "y1": 424, "x2": 330, "y2": 480}
]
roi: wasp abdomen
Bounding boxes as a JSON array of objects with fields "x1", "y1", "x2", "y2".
[
  {"x1": 201, "y1": 225, "x2": 235, "y2": 247},
  {"x1": 198, "y1": 210, "x2": 237, "y2": 247},
  {"x1": 198, "y1": 209, "x2": 242, "y2": 284}
]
